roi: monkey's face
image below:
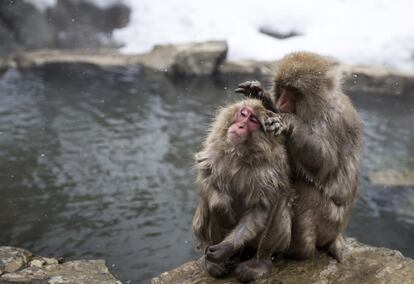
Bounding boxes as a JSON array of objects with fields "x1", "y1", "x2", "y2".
[
  {"x1": 227, "y1": 106, "x2": 261, "y2": 145},
  {"x1": 275, "y1": 86, "x2": 298, "y2": 113}
]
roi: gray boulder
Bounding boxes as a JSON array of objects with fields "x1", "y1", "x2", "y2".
[{"x1": 0, "y1": 0, "x2": 131, "y2": 58}]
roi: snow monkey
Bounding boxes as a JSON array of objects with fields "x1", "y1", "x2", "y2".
[
  {"x1": 236, "y1": 51, "x2": 363, "y2": 261},
  {"x1": 192, "y1": 99, "x2": 294, "y2": 282}
]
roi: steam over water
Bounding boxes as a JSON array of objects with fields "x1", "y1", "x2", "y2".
[{"x1": 0, "y1": 68, "x2": 413, "y2": 283}]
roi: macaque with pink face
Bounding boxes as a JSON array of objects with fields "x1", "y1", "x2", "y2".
[
  {"x1": 227, "y1": 106, "x2": 261, "y2": 145},
  {"x1": 193, "y1": 99, "x2": 293, "y2": 282}
]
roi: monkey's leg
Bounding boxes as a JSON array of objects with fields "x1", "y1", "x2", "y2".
[
  {"x1": 288, "y1": 211, "x2": 317, "y2": 260},
  {"x1": 207, "y1": 200, "x2": 269, "y2": 263},
  {"x1": 235, "y1": 258, "x2": 273, "y2": 283},
  {"x1": 233, "y1": 198, "x2": 292, "y2": 282},
  {"x1": 327, "y1": 234, "x2": 345, "y2": 262}
]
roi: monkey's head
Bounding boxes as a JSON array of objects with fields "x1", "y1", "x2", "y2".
[
  {"x1": 227, "y1": 104, "x2": 262, "y2": 145},
  {"x1": 272, "y1": 52, "x2": 340, "y2": 119},
  {"x1": 206, "y1": 99, "x2": 269, "y2": 150}
]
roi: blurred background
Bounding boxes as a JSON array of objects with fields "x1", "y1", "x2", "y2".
[{"x1": 0, "y1": 0, "x2": 413, "y2": 283}]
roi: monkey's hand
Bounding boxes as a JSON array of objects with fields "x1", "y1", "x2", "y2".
[
  {"x1": 206, "y1": 242, "x2": 235, "y2": 263},
  {"x1": 235, "y1": 80, "x2": 265, "y2": 99},
  {"x1": 265, "y1": 113, "x2": 290, "y2": 136}
]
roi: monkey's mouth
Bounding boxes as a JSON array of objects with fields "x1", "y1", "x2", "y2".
[{"x1": 228, "y1": 130, "x2": 245, "y2": 144}]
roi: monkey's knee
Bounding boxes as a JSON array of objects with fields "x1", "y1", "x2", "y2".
[
  {"x1": 328, "y1": 236, "x2": 345, "y2": 262},
  {"x1": 235, "y1": 258, "x2": 272, "y2": 283}
]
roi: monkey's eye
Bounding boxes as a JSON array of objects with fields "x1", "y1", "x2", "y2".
[
  {"x1": 249, "y1": 116, "x2": 259, "y2": 124},
  {"x1": 240, "y1": 109, "x2": 248, "y2": 117}
]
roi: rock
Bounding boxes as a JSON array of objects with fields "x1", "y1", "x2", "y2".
[
  {"x1": 151, "y1": 238, "x2": 414, "y2": 284},
  {"x1": 0, "y1": 247, "x2": 121, "y2": 284},
  {"x1": 219, "y1": 60, "x2": 274, "y2": 76},
  {"x1": 259, "y1": 26, "x2": 301, "y2": 39},
  {"x1": 29, "y1": 259, "x2": 45, "y2": 268},
  {"x1": 0, "y1": 247, "x2": 32, "y2": 274},
  {"x1": 339, "y1": 64, "x2": 414, "y2": 95},
  {"x1": 4, "y1": 41, "x2": 414, "y2": 93},
  {"x1": 369, "y1": 170, "x2": 414, "y2": 186},
  {"x1": 0, "y1": 21, "x2": 21, "y2": 58},
  {"x1": 42, "y1": 257, "x2": 59, "y2": 265},
  {"x1": 0, "y1": 0, "x2": 131, "y2": 58},
  {"x1": 0, "y1": 1, "x2": 53, "y2": 50},
  {"x1": 1, "y1": 259, "x2": 121, "y2": 284},
  {"x1": 141, "y1": 41, "x2": 228, "y2": 75},
  {"x1": 172, "y1": 41, "x2": 228, "y2": 75},
  {"x1": 13, "y1": 50, "x2": 141, "y2": 70},
  {"x1": 12, "y1": 41, "x2": 228, "y2": 76},
  {"x1": 45, "y1": 0, "x2": 130, "y2": 49}
]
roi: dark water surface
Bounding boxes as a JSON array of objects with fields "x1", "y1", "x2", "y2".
[{"x1": 0, "y1": 67, "x2": 413, "y2": 283}]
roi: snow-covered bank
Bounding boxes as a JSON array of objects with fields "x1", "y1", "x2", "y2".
[{"x1": 114, "y1": 0, "x2": 414, "y2": 71}]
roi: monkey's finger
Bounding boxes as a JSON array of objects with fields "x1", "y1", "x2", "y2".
[
  {"x1": 237, "y1": 81, "x2": 253, "y2": 88},
  {"x1": 234, "y1": 88, "x2": 247, "y2": 94}
]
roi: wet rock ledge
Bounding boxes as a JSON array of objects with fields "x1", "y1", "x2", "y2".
[
  {"x1": 152, "y1": 238, "x2": 414, "y2": 284},
  {"x1": 1, "y1": 41, "x2": 414, "y2": 96},
  {"x1": 0, "y1": 246, "x2": 121, "y2": 284}
]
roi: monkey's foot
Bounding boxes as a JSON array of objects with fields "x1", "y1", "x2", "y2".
[
  {"x1": 203, "y1": 257, "x2": 234, "y2": 278},
  {"x1": 265, "y1": 114, "x2": 287, "y2": 136},
  {"x1": 235, "y1": 258, "x2": 273, "y2": 282},
  {"x1": 206, "y1": 242, "x2": 235, "y2": 263},
  {"x1": 235, "y1": 80, "x2": 265, "y2": 98}
]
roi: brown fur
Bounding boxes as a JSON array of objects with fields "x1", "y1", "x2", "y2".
[
  {"x1": 192, "y1": 99, "x2": 294, "y2": 281},
  {"x1": 237, "y1": 52, "x2": 363, "y2": 261}
]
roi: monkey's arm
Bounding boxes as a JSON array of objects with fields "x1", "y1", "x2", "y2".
[
  {"x1": 206, "y1": 197, "x2": 270, "y2": 263},
  {"x1": 267, "y1": 114, "x2": 339, "y2": 187},
  {"x1": 235, "y1": 81, "x2": 277, "y2": 113},
  {"x1": 192, "y1": 197, "x2": 210, "y2": 251}
]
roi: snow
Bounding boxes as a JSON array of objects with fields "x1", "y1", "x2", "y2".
[
  {"x1": 26, "y1": 0, "x2": 414, "y2": 70},
  {"x1": 114, "y1": 0, "x2": 414, "y2": 70}
]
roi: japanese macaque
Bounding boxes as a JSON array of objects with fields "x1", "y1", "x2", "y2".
[
  {"x1": 192, "y1": 99, "x2": 294, "y2": 282},
  {"x1": 236, "y1": 52, "x2": 363, "y2": 261}
]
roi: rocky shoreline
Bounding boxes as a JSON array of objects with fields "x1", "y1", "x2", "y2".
[
  {"x1": 0, "y1": 246, "x2": 120, "y2": 284},
  {"x1": 1, "y1": 41, "x2": 414, "y2": 96}
]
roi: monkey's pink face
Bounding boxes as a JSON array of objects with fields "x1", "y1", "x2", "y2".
[
  {"x1": 227, "y1": 107, "x2": 261, "y2": 145},
  {"x1": 276, "y1": 87, "x2": 298, "y2": 113}
]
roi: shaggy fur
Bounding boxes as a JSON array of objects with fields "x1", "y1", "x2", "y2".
[
  {"x1": 237, "y1": 52, "x2": 363, "y2": 261},
  {"x1": 192, "y1": 99, "x2": 294, "y2": 281}
]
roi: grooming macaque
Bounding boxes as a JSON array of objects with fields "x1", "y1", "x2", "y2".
[
  {"x1": 236, "y1": 52, "x2": 363, "y2": 261},
  {"x1": 192, "y1": 99, "x2": 293, "y2": 282}
]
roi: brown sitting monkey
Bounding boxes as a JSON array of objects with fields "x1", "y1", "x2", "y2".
[
  {"x1": 236, "y1": 51, "x2": 363, "y2": 262},
  {"x1": 192, "y1": 99, "x2": 294, "y2": 282}
]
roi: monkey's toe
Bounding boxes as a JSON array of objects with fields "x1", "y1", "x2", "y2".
[
  {"x1": 204, "y1": 258, "x2": 231, "y2": 278},
  {"x1": 235, "y1": 258, "x2": 273, "y2": 282}
]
